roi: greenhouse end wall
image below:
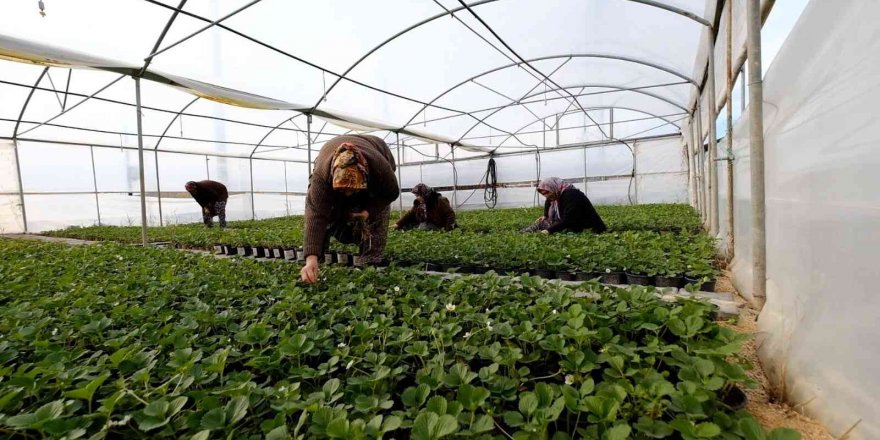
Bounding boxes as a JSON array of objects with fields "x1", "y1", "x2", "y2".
[{"x1": 719, "y1": 1, "x2": 880, "y2": 438}]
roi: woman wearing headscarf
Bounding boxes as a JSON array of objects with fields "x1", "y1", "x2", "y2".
[
  {"x1": 300, "y1": 135, "x2": 399, "y2": 284},
  {"x1": 521, "y1": 177, "x2": 606, "y2": 234},
  {"x1": 393, "y1": 183, "x2": 457, "y2": 231}
]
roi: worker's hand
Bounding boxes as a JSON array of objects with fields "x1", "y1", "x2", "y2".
[
  {"x1": 350, "y1": 210, "x2": 369, "y2": 220},
  {"x1": 540, "y1": 229, "x2": 550, "y2": 235},
  {"x1": 390, "y1": 223, "x2": 399, "y2": 230},
  {"x1": 536, "y1": 216, "x2": 545, "y2": 223},
  {"x1": 300, "y1": 255, "x2": 320, "y2": 284}
]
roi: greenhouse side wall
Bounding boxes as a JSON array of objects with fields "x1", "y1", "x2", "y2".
[{"x1": 719, "y1": 1, "x2": 880, "y2": 438}]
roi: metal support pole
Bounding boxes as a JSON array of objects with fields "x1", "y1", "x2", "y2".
[
  {"x1": 685, "y1": 120, "x2": 697, "y2": 208},
  {"x1": 90, "y1": 146, "x2": 102, "y2": 226},
  {"x1": 154, "y1": 149, "x2": 163, "y2": 226},
  {"x1": 747, "y1": 0, "x2": 767, "y2": 299},
  {"x1": 451, "y1": 144, "x2": 458, "y2": 209},
  {"x1": 582, "y1": 146, "x2": 588, "y2": 194},
  {"x1": 283, "y1": 161, "x2": 290, "y2": 216},
  {"x1": 396, "y1": 132, "x2": 403, "y2": 213},
  {"x1": 609, "y1": 108, "x2": 614, "y2": 139},
  {"x1": 695, "y1": 99, "x2": 706, "y2": 222},
  {"x1": 632, "y1": 141, "x2": 639, "y2": 205},
  {"x1": 306, "y1": 114, "x2": 313, "y2": 174},
  {"x1": 741, "y1": 66, "x2": 746, "y2": 112},
  {"x1": 725, "y1": 0, "x2": 736, "y2": 257},
  {"x1": 249, "y1": 158, "x2": 256, "y2": 220},
  {"x1": 706, "y1": 29, "x2": 720, "y2": 235},
  {"x1": 12, "y1": 141, "x2": 28, "y2": 232},
  {"x1": 134, "y1": 77, "x2": 148, "y2": 245},
  {"x1": 555, "y1": 115, "x2": 560, "y2": 147},
  {"x1": 205, "y1": 156, "x2": 210, "y2": 179}
]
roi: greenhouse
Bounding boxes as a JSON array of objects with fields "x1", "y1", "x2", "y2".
[{"x1": 0, "y1": 0, "x2": 877, "y2": 439}]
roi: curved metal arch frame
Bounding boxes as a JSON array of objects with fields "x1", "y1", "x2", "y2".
[
  {"x1": 250, "y1": 113, "x2": 304, "y2": 157},
  {"x1": 314, "y1": 0, "x2": 709, "y2": 109},
  {"x1": 12, "y1": 67, "x2": 49, "y2": 139},
  {"x1": 154, "y1": 96, "x2": 200, "y2": 151},
  {"x1": 399, "y1": 53, "x2": 698, "y2": 133},
  {"x1": 517, "y1": 83, "x2": 690, "y2": 113},
  {"x1": 493, "y1": 105, "x2": 682, "y2": 149},
  {"x1": 454, "y1": 80, "x2": 689, "y2": 143}
]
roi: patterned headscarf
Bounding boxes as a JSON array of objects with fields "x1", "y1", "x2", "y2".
[
  {"x1": 537, "y1": 177, "x2": 572, "y2": 224},
  {"x1": 331, "y1": 143, "x2": 369, "y2": 191},
  {"x1": 411, "y1": 183, "x2": 435, "y2": 222}
]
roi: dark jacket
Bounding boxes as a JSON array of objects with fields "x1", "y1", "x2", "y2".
[
  {"x1": 544, "y1": 187, "x2": 607, "y2": 234},
  {"x1": 188, "y1": 180, "x2": 228, "y2": 214},
  {"x1": 396, "y1": 192, "x2": 457, "y2": 231},
  {"x1": 303, "y1": 135, "x2": 399, "y2": 257}
]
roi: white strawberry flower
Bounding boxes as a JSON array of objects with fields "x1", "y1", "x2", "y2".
[
  {"x1": 337, "y1": 342, "x2": 347, "y2": 348},
  {"x1": 446, "y1": 303, "x2": 456, "y2": 312},
  {"x1": 394, "y1": 286, "x2": 400, "y2": 292},
  {"x1": 565, "y1": 375, "x2": 575, "y2": 385},
  {"x1": 464, "y1": 332, "x2": 472, "y2": 339},
  {"x1": 552, "y1": 309, "x2": 557, "y2": 315},
  {"x1": 605, "y1": 268, "x2": 611, "y2": 273}
]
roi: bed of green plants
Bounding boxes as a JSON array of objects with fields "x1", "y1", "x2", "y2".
[
  {"x1": 43, "y1": 204, "x2": 716, "y2": 280},
  {"x1": 0, "y1": 239, "x2": 794, "y2": 440}
]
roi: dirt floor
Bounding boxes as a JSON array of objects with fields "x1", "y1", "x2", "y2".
[{"x1": 715, "y1": 273, "x2": 834, "y2": 440}]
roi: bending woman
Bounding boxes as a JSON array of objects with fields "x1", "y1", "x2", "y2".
[
  {"x1": 522, "y1": 177, "x2": 607, "y2": 234},
  {"x1": 300, "y1": 135, "x2": 399, "y2": 284},
  {"x1": 393, "y1": 183, "x2": 457, "y2": 231}
]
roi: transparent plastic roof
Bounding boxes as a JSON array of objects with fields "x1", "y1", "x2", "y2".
[{"x1": 0, "y1": 0, "x2": 720, "y2": 158}]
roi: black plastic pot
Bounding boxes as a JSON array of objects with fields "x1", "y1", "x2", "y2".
[
  {"x1": 685, "y1": 277, "x2": 717, "y2": 292},
  {"x1": 655, "y1": 275, "x2": 685, "y2": 288},
  {"x1": 282, "y1": 248, "x2": 296, "y2": 260},
  {"x1": 626, "y1": 272, "x2": 655, "y2": 286},
  {"x1": 263, "y1": 247, "x2": 276, "y2": 258},
  {"x1": 273, "y1": 248, "x2": 285, "y2": 259},
  {"x1": 237, "y1": 246, "x2": 253, "y2": 257},
  {"x1": 223, "y1": 245, "x2": 237, "y2": 255},
  {"x1": 324, "y1": 253, "x2": 337, "y2": 265},
  {"x1": 576, "y1": 271, "x2": 600, "y2": 281},
  {"x1": 213, "y1": 245, "x2": 224, "y2": 255},
  {"x1": 336, "y1": 252, "x2": 352, "y2": 266},
  {"x1": 254, "y1": 247, "x2": 267, "y2": 258},
  {"x1": 472, "y1": 266, "x2": 490, "y2": 275},
  {"x1": 458, "y1": 265, "x2": 476, "y2": 274},
  {"x1": 600, "y1": 271, "x2": 625, "y2": 284},
  {"x1": 440, "y1": 263, "x2": 456, "y2": 273},
  {"x1": 534, "y1": 269, "x2": 554, "y2": 279},
  {"x1": 425, "y1": 263, "x2": 442, "y2": 272},
  {"x1": 721, "y1": 385, "x2": 748, "y2": 411}
]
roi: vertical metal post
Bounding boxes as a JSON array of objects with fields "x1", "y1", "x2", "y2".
[
  {"x1": 134, "y1": 77, "x2": 148, "y2": 245},
  {"x1": 685, "y1": 120, "x2": 697, "y2": 208},
  {"x1": 12, "y1": 141, "x2": 28, "y2": 233},
  {"x1": 154, "y1": 150, "x2": 163, "y2": 226},
  {"x1": 741, "y1": 66, "x2": 746, "y2": 112},
  {"x1": 632, "y1": 141, "x2": 639, "y2": 204},
  {"x1": 283, "y1": 161, "x2": 290, "y2": 216},
  {"x1": 555, "y1": 115, "x2": 560, "y2": 147},
  {"x1": 747, "y1": 0, "x2": 767, "y2": 300},
  {"x1": 205, "y1": 156, "x2": 210, "y2": 179},
  {"x1": 450, "y1": 144, "x2": 458, "y2": 209},
  {"x1": 706, "y1": 29, "x2": 720, "y2": 235},
  {"x1": 582, "y1": 146, "x2": 588, "y2": 194},
  {"x1": 725, "y1": 0, "x2": 736, "y2": 257},
  {"x1": 396, "y1": 132, "x2": 404, "y2": 213},
  {"x1": 306, "y1": 114, "x2": 313, "y2": 174},
  {"x1": 249, "y1": 158, "x2": 256, "y2": 220},
  {"x1": 434, "y1": 143, "x2": 439, "y2": 160},
  {"x1": 609, "y1": 108, "x2": 614, "y2": 139},
  {"x1": 695, "y1": 99, "x2": 706, "y2": 222},
  {"x1": 90, "y1": 146, "x2": 102, "y2": 226}
]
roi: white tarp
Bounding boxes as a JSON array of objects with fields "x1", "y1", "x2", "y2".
[{"x1": 720, "y1": 1, "x2": 880, "y2": 438}]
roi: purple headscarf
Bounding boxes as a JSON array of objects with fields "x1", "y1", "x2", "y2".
[{"x1": 538, "y1": 177, "x2": 572, "y2": 224}]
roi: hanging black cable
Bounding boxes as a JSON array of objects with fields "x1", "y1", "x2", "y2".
[{"x1": 484, "y1": 157, "x2": 498, "y2": 208}]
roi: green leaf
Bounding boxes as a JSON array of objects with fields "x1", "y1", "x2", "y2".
[
  {"x1": 402, "y1": 384, "x2": 431, "y2": 408},
  {"x1": 190, "y1": 430, "x2": 211, "y2": 440},
  {"x1": 138, "y1": 416, "x2": 169, "y2": 432},
  {"x1": 326, "y1": 417, "x2": 350, "y2": 439},
  {"x1": 695, "y1": 422, "x2": 721, "y2": 438},
  {"x1": 503, "y1": 411, "x2": 525, "y2": 427},
  {"x1": 225, "y1": 396, "x2": 249, "y2": 426},
  {"x1": 603, "y1": 424, "x2": 632, "y2": 440},
  {"x1": 64, "y1": 372, "x2": 111, "y2": 403},
  {"x1": 381, "y1": 415, "x2": 402, "y2": 433},
  {"x1": 739, "y1": 417, "x2": 766, "y2": 440},
  {"x1": 143, "y1": 400, "x2": 170, "y2": 418},
  {"x1": 767, "y1": 428, "x2": 801, "y2": 440},
  {"x1": 471, "y1": 415, "x2": 494, "y2": 433},
  {"x1": 265, "y1": 425, "x2": 290, "y2": 440},
  {"x1": 427, "y1": 396, "x2": 448, "y2": 416},
  {"x1": 200, "y1": 408, "x2": 226, "y2": 431},
  {"x1": 457, "y1": 384, "x2": 490, "y2": 411},
  {"x1": 435, "y1": 414, "x2": 458, "y2": 438},
  {"x1": 518, "y1": 392, "x2": 538, "y2": 417}
]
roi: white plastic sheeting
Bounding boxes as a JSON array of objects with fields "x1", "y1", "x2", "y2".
[{"x1": 719, "y1": 2, "x2": 880, "y2": 438}]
